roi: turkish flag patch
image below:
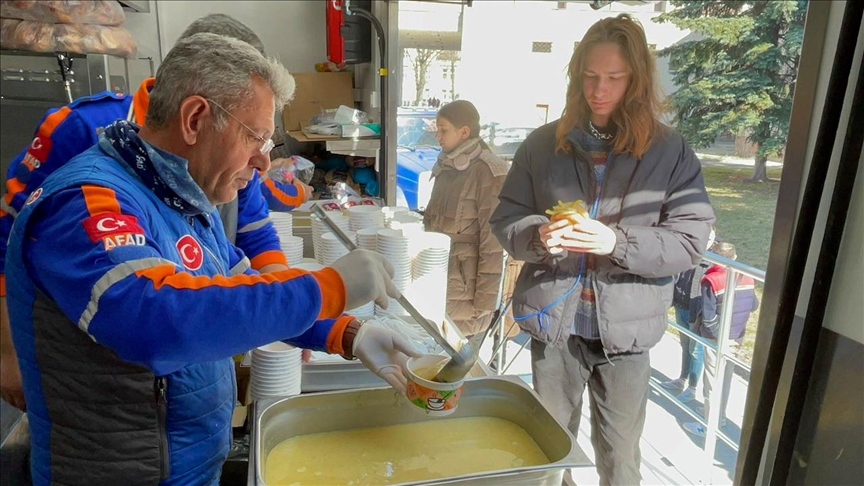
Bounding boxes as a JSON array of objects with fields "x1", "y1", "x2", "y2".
[
  {"x1": 175, "y1": 234, "x2": 204, "y2": 271},
  {"x1": 26, "y1": 135, "x2": 51, "y2": 167},
  {"x1": 81, "y1": 213, "x2": 144, "y2": 242}
]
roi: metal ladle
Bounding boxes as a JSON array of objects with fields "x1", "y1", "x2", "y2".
[{"x1": 311, "y1": 205, "x2": 478, "y2": 383}]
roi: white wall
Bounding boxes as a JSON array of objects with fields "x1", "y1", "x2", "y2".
[
  {"x1": 121, "y1": 1, "x2": 330, "y2": 128},
  {"x1": 155, "y1": 0, "x2": 326, "y2": 75}
]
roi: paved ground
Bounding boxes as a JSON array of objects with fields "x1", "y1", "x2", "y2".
[{"x1": 480, "y1": 329, "x2": 749, "y2": 485}]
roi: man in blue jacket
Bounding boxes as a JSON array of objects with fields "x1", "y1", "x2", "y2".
[
  {"x1": 0, "y1": 14, "x2": 311, "y2": 412},
  {"x1": 5, "y1": 33, "x2": 416, "y2": 485}
]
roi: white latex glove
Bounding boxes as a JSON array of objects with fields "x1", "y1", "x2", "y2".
[
  {"x1": 353, "y1": 324, "x2": 422, "y2": 395},
  {"x1": 330, "y1": 249, "x2": 400, "y2": 310},
  {"x1": 558, "y1": 218, "x2": 617, "y2": 255}
]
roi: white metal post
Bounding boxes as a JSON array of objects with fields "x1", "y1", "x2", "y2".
[{"x1": 704, "y1": 265, "x2": 739, "y2": 483}]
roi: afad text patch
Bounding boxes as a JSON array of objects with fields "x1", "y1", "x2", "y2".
[{"x1": 81, "y1": 213, "x2": 146, "y2": 250}]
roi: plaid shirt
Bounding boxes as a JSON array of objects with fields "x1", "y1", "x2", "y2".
[{"x1": 571, "y1": 132, "x2": 611, "y2": 339}]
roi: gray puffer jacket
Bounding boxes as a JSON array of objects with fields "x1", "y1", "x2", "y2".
[{"x1": 489, "y1": 121, "x2": 715, "y2": 353}]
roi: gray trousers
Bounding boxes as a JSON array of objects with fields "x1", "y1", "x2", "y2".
[{"x1": 531, "y1": 336, "x2": 650, "y2": 486}]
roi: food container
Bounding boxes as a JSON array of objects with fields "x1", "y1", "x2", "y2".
[
  {"x1": 405, "y1": 354, "x2": 464, "y2": 416},
  {"x1": 249, "y1": 376, "x2": 580, "y2": 485}
]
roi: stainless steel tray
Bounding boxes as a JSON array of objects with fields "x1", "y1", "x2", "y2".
[
  {"x1": 300, "y1": 359, "x2": 385, "y2": 392},
  {"x1": 249, "y1": 376, "x2": 579, "y2": 485}
]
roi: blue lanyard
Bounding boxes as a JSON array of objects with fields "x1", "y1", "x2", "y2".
[{"x1": 513, "y1": 151, "x2": 611, "y2": 329}]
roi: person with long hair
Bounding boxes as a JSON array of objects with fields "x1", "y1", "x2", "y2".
[
  {"x1": 490, "y1": 14, "x2": 715, "y2": 484},
  {"x1": 424, "y1": 100, "x2": 509, "y2": 337}
]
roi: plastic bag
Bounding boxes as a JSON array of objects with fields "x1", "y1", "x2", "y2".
[
  {"x1": 0, "y1": 18, "x2": 137, "y2": 57},
  {"x1": 334, "y1": 105, "x2": 368, "y2": 125},
  {"x1": 1, "y1": 0, "x2": 125, "y2": 26},
  {"x1": 269, "y1": 155, "x2": 315, "y2": 185}
]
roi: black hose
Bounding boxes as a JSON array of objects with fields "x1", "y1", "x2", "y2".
[
  {"x1": 347, "y1": 5, "x2": 388, "y2": 200},
  {"x1": 739, "y1": 2, "x2": 864, "y2": 484},
  {"x1": 769, "y1": 42, "x2": 864, "y2": 486}
]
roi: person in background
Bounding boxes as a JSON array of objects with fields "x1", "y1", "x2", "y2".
[
  {"x1": 683, "y1": 242, "x2": 759, "y2": 437},
  {"x1": 661, "y1": 228, "x2": 716, "y2": 402},
  {"x1": 423, "y1": 100, "x2": 509, "y2": 337},
  {"x1": 0, "y1": 13, "x2": 310, "y2": 412},
  {"x1": 6, "y1": 33, "x2": 416, "y2": 485},
  {"x1": 490, "y1": 15, "x2": 715, "y2": 485}
]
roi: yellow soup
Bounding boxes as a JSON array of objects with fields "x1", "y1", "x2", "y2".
[{"x1": 264, "y1": 416, "x2": 549, "y2": 485}]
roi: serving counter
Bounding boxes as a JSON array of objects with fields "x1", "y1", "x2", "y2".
[{"x1": 0, "y1": 363, "x2": 590, "y2": 486}]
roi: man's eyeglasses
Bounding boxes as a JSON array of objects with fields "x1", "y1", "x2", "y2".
[{"x1": 205, "y1": 98, "x2": 275, "y2": 154}]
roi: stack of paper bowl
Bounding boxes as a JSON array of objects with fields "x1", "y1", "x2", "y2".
[
  {"x1": 389, "y1": 211, "x2": 425, "y2": 235},
  {"x1": 382, "y1": 206, "x2": 409, "y2": 228},
  {"x1": 406, "y1": 232, "x2": 451, "y2": 326},
  {"x1": 250, "y1": 341, "x2": 302, "y2": 401},
  {"x1": 347, "y1": 205, "x2": 385, "y2": 232},
  {"x1": 312, "y1": 212, "x2": 350, "y2": 264},
  {"x1": 319, "y1": 231, "x2": 355, "y2": 266},
  {"x1": 270, "y1": 212, "x2": 293, "y2": 238},
  {"x1": 375, "y1": 229, "x2": 413, "y2": 316},
  {"x1": 280, "y1": 235, "x2": 304, "y2": 266},
  {"x1": 356, "y1": 227, "x2": 381, "y2": 251}
]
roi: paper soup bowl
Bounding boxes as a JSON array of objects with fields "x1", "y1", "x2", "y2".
[{"x1": 405, "y1": 354, "x2": 464, "y2": 416}]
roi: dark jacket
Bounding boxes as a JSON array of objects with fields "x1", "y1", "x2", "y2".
[
  {"x1": 673, "y1": 261, "x2": 712, "y2": 323},
  {"x1": 489, "y1": 121, "x2": 715, "y2": 353},
  {"x1": 698, "y1": 265, "x2": 759, "y2": 340}
]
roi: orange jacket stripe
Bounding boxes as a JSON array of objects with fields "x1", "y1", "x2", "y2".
[
  {"x1": 5, "y1": 179, "x2": 26, "y2": 200},
  {"x1": 81, "y1": 185, "x2": 122, "y2": 216},
  {"x1": 38, "y1": 106, "x2": 72, "y2": 138},
  {"x1": 249, "y1": 249, "x2": 288, "y2": 270},
  {"x1": 325, "y1": 315, "x2": 354, "y2": 355},
  {"x1": 134, "y1": 265, "x2": 346, "y2": 320},
  {"x1": 262, "y1": 178, "x2": 304, "y2": 208},
  {"x1": 3, "y1": 106, "x2": 73, "y2": 205},
  {"x1": 132, "y1": 78, "x2": 154, "y2": 124}
]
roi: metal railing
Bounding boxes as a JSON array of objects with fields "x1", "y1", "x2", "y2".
[{"x1": 488, "y1": 251, "x2": 766, "y2": 483}]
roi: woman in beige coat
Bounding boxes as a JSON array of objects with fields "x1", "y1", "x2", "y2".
[{"x1": 423, "y1": 100, "x2": 509, "y2": 337}]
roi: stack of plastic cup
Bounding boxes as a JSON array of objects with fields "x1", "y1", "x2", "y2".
[
  {"x1": 375, "y1": 229, "x2": 413, "y2": 316},
  {"x1": 250, "y1": 342, "x2": 302, "y2": 401},
  {"x1": 270, "y1": 212, "x2": 293, "y2": 238},
  {"x1": 280, "y1": 235, "x2": 304, "y2": 266},
  {"x1": 312, "y1": 212, "x2": 350, "y2": 264},
  {"x1": 406, "y1": 232, "x2": 451, "y2": 327},
  {"x1": 356, "y1": 227, "x2": 381, "y2": 251},
  {"x1": 318, "y1": 231, "x2": 356, "y2": 266},
  {"x1": 348, "y1": 205, "x2": 385, "y2": 232}
]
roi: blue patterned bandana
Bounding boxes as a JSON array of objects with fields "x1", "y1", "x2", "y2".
[{"x1": 99, "y1": 120, "x2": 214, "y2": 216}]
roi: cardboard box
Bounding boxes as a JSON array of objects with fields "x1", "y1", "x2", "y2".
[
  {"x1": 231, "y1": 362, "x2": 251, "y2": 427},
  {"x1": 282, "y1": 71, "x2": 355, "y2": 132}
]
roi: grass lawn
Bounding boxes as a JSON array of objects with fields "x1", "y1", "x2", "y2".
[
  {"x1": 694, "y1": 163, "x2": 782, "y2": 364},
  {"x1": 701, "y1": 165, "x2": 783, "y2": 271}
]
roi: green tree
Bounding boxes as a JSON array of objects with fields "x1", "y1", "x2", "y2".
[{"x1": 655, "y1": 1, "x2": 806, "y2": 181}]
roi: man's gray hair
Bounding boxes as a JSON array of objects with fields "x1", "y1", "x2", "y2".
[
  {"x1": 179, "y1": 13, "x2": 265, "y2": 55},
  {"x1": 146, "y1": 33, "x2": 295, "y2": 131}
]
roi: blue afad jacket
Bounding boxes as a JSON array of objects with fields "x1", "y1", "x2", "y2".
[
  {"x1": 0, "y1": 81, "x2": 287, "y2": 297},
  {"x1": 5, "y1": 131, "x2": 351, "y2": 485}
]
